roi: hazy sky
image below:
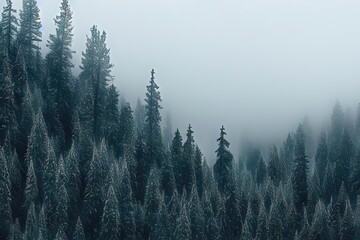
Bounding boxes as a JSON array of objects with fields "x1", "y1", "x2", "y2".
[{"x1": 3, "y1": 0, "x2": 360, "y2": 160}]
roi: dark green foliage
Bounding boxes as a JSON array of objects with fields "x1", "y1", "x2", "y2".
[
  {"x1": 172, "y1": 129, "x2": 183, "y2": 194},
  {"x1": 267, "y1": 146, "x2": 282, "y2": 187},
  {"x1": 0, "y1": 148, "x2": 11, "y2": 239},
  {"x1": 0, "y1": 51, "x2": 16, "y2": 145},
  {"x1": 73, "y1": 217, "x2": 85, "y2": 240},
  {"x1": 194, "y1": 145, "x2": 204, "y2": 199},
  {"x1": 1, "y1": 0, "x2": 18, "y2": 55},
  {"x1": 18, "y1": 0, "x2": 42, "y2": 79},
  {"x1": 24, "y1": 203, "x2": 37, "y2": 240},
  {"x1": 256, "y1": 156, "x2": 266, "y2": 186},
  {"x1": 214, "y1": 126, "x2": 235, "y2": 196},
  {"x1": 105, "y1": 85, "x2": 121, "y2": 155},
  {"x1": 174, "y1": 200, "x2": 191, "y2": 240},
  {"x1": 100, "y1": 186, "x2": 119, "y2": 240},
  {"x1": 340, "y1": 199, "x2": 354, "y2": 240},
  {"x1": 292, "y1": 124, "x2": 309, "y2": 213},
  {"x1": 315, "y1": 131, "x2": 327, "y2": 187},
  {"x1": 182, "y1": 125, "x2": 196, "y2": 195},
  {"x1": 45, "y1": 0, "x2": 74, "y2": 150},
  {"x1": 79, "y1": 25, "x2": 113, "y2": 141},
  {"x1": 144, "y1": 168, "x2": 161, "y2": 239},
  {"x1": 189, "y1": 187, "x2": 204, "y2": 240},
  {"x1": 309, "y1": 201, "x2": 329, "y2": 240},
  {"x1": 144, "y1": 69, "x2": 163, "y2": 169},
  {"x1": 267, "y1": 203, "x2": 283, "y2": 240},
  {"x1": 161, "y1": 155, "x2": 176, "y2": 200}
]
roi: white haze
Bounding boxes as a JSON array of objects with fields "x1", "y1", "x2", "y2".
[{"x1": 3, "y1": 0, "x2": 360, "y2": 161}]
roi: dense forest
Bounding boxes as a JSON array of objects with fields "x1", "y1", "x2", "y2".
[{"x1": 0, "y1": 0, "x2": 360, "y2": 240}]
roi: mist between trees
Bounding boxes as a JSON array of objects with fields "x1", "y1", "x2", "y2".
[{"x1": 1, "y1": 0, "x2": 360, "y2": 240}]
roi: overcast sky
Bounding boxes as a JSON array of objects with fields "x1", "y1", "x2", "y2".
[{"x1": 3, "y1": 0, "x2": 360, "y2": 160}]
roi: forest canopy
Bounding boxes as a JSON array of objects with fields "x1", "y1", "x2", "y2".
[{"x1": 0, "y1": 0, "x2": 360, "y2": 240}]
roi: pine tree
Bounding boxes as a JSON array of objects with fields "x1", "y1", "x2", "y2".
[
  {"x1": 292, "y1": 124, "x2": 309, "y2": 213},
  {"x1": 214, "y1": 126, "x2": 235, "y2": 196},
  {"x1": 144, "y1": 168, "x2": 161, "y2": 239},
  {"x1": 135, "y1": 134, "x2": 147, "y2": 204},
  {"x1": 26, "y1": 111, "x2": 49, "y2": 205},
  {"x1": 340, "y1": 198, "x2": 354, "y2": 240},
  {"x1": 18, "y1": 0, "x2": 42, "y2": 79},
  {"x1": 256, "y1": 156, "x2": 267, "y2": 186},
  {"x1": 267, "y1": 146, "x2": 282, "y2": 187},
  {"x1": 134, "y1": 98, "x2": 145, "y2": 136},
  {"x1": 73, "y1": 217, "x2": 85, "y2": 240},
  {"x1": 79, "y1": 26, "x2": 113, "y2": 141},
  {"x1": 255, "y1": 202, "x2": 267, "y2": 240},
  {"x1": 99, "y1": 186, "x2": 119, "y2": 240},
  {"x1": 309, "y1": 201, "x2": 329, "y2": 240},
  {"x1": 104, "y1": 85, "x2": 121, "y2": 155},
  {"x1": 298, "y1": 209, "x2": 310, "y2": 240},
  {"x1": 334, "y1": 129, "x2": 352, "y2": 194},
  {"x1": 171, "y1": 129, "x2": 183, "y2": 194},
  {"x1": 267, "y1": 203, "x2": 283, "y2": 240},
  {"x1": 161, "y1": 155, "x2": 176, "y2": 200},
  {"x1": 82, "y1": 147, "x2": 103, "y2": 240},
  {"x1": 55, "y1": 157, "x2": 69, "y2": 237},
  {"x1": 54, "y1": 228, "x2": 68, "y2": 240},
  {"x1": 119, "y1": 102, "x2": 135, "y2": 158},
  {"x1": 24, "y1": 159, "x2": 38, "y2": 211},
  {"x1": 0, "y1": 51, "x2": 16, "y2": 145},
  {"x1": 174, "y1": 200, "x2": 191, "y2": 240},
  {"x1": 203, "y1": 193, "x2": 220, "y2": 240},
  {"x1": 328, "y1": 101, "x2": 345, "y2": 163},
  {"x1": 189, "y1": 187, "x2": 204, "y2": 240},
  {"x1": 194, "y1": 145, "x2": 204, "y2": 198},
  {"x1": 307, "y1": 171, "x2": 320, "y2": 222},
  {"x1": 45, "y1": 0, "x2": 74, "y2": 150},
  {"x1": 154, "y1": 195, "x2": 171, "y2": 240},
  {"x1": 0, "y1": 148, "x2": 11, "y2": 239},
  {"x1": 315, "y1": 131, "x2": 328, "y2": 187},
  {"x1": 119, "y1": 164, "x2": 136, "y2": 240},
  {"x1": 182, "y1": 125, "x2": 196, "y2": 195},
  {"x1": 24, "y1": 203, "x2": 38, "y2": 240},
  {"x1": 144, "y1": 69, "x2": 163, "y2": 169},
  {"x1": 1, "y1": 0, "x2": 18, "y2": 55}
]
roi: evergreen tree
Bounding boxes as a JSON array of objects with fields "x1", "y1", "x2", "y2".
[
  {"x1": 161, "y1": 155, "x2": 176, "y2": 200},
  {"x1": 144, "y1": 168, "x2": 161, "y2": 239},
  {"x1": 100, "y1": 186, "x2": 119, "y2": 240},
  {"x1": 55, "y1": 157, "x2": 69, "y2": 237},
  {"x1": 334, "y1": 129, "x2": 352, "y2": 194},
  {"x1": 194, "y1": 145, "x2": 204, "y2": 198},
  {"x1": 45, "y1": 0, "x2": 74, "y2": 150},
  {"x1": 174, "y1": 200, "x2": 191, "y2": 240},
  {"x1": 54, "y1": 228, "x2": 68, "y2": 240},
  {"x1": 0, "y1": 51, "x2": 16, "y2": 145},
  {"x1": 267, "y1": 203, "x2": 283, "y2": 240},
  {"x1": 24, "y1": 203, "x2": 38, "y2": 240},
  {"x1": 134, "y1": 98, "x2": 145, "y2": 136},
  {"x1": 1, "y1": 0, "x2": 18, "y2": 55},
  {"x1": 18, "y1": 0, "x2": 42, "y2": 80},
  {"x1": 182, "y1": 125, "x2": 196, "y2": 195},
  {"x1": 0, "y1": 148, "x2": 11, "y2": 239},
  {"x1": 298, "y1": 209, "x2": 310, "y2": 240},
  {"x1": 79, "y1": 25, "x2": 113, "y2": 141},
  {"x1": 162, "y1": 110, "x2": 173, "y2": 150},
  {"x1": 24, "y1": 159, "x2": 38, "y2": 211},
  {"x1": 119, "y1": 102, "x2": 135, "y2": 157},
  {"x1": 82, "y1": 147, "x2": 103, "y2": 240},
  {"x1": 267, "y1": 146, "x2": 282, "y2": 187},
  {"x1": 9, "y1": 220, "x2": 22, "y2": 240},
  {"x1": 340, "y1": 198, "x2": 354, "y2": 240},
  {"x1": 328, "y1": 101, "x2": 345, "y2": 164},
  {"x1": 119, "y1": 165, "x2": 136, "y2": 240},
  {"x1": 256, "y1": 156, "x2": 267, "y2": 186},
  {"x1": 26, "y1": 111, "x2": 49, "y2": 204},
  {"x1": 315, "y1": 131, "x2": 328, "y2": 187},
  {"x1": 135, "y1": 134, "x2": 147, "y2": 204},
  {"x1": 189, "y1": 187, "x2": 204, "y2": 240},
  {"x1": 351, "y1": 149, "x2": 360, "y2": 196},
  {"x1": 104, "y1": 85, "x2": 121, "y2": 155},
  {"x1": 144, "y1": 69, "x2": 163, "y2": 169},
  {"x1": 171, "y1": 129, "x2": 183, "y2": 194},
  {"x1": 214, "y1": 126, "x2": 235, "y2": 196},
  {"x1": 292, "y1": 124, "x2": 309, "y2": 213},
  {"x1": 203, "y1": 193, "x2": 220, "y2": 240},
  {"x1": 73, "y1": 217, "x2": 85, "y2": 240},
  {"x1": 309, "y1": 201, "x2": 329, "y2": 240},
  {"x1": 255, "y1": 202, "x2": 267, "y2": 240}
]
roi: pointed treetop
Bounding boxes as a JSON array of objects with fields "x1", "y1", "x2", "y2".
[{"x1": 151, "y1": 68, "x2": 155, "y2": 80}]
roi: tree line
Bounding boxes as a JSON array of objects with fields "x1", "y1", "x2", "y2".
[{"x1": 0, "y1": 0, "x2": 360, "y2": 239}]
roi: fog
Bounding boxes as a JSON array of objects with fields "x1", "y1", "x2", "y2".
[{"x1": 4, "y1": 0, "x2": 360, "y2": 161}]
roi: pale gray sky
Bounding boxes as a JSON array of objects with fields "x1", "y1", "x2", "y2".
[{"x1": 3, "y1": 0, "x2": 360, "y2": 160}]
